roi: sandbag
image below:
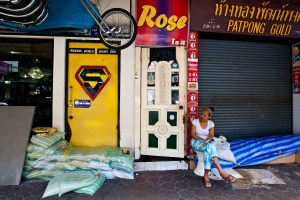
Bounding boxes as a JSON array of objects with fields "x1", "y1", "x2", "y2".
[
  {"x1": 27, "y1": 140, "x2": 69, "y2": 154},
  {"x1": 42, "y1": 170, "x2": 98, "y2": 198},
  {"x1": 215, "y1": 142, "x2": 237, "y2": 164},
  {"x1": 24, "y1": 160, "x2": 75, "y2": 171},
  {"x1": 30, "y1": 132, "x2": 66, "y2": 149},
  {"x1": 22, "y1": 169, "x2": 66, "y2": 181},
  {"x1": 74, "y1": 173, "x2": 105, "y2": 195}
]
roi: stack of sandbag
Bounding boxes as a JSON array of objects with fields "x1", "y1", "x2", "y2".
[
  {"x1": 22, "y1": 127, "x2": 134, "y2": 197},
  {"x1": 23, "y1": 130, "x2": 71, "y2": 180}
]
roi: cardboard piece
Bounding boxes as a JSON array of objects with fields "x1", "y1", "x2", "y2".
[
  {"x1": 295, "y1": 151, "x2": 300, "y2": 164},
  {"x1": 234, "y1": 169, "x2": 286, "y2": 185},
  {"x1": 0, "y1": 106, "x2": 35, "y2": 185}
]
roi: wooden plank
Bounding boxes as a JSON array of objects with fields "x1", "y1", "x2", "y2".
[
  {"x1": 0, "y1": 106, "x2": 35, "y2": 185},
  {"x1": 266, "y1": 153, "x2": 295, "y2": 164}
]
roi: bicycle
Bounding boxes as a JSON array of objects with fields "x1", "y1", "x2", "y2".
[
  {"x1": 80, "y1": 0, "x2": 137, "y2": 50},
  {"x1": 0, "y1": 0, "x2": 137, "y2": 50}
]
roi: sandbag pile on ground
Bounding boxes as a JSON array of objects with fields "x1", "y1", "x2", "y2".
[{"x1": 22, "y1": 129, "x2": 134, "y2": 197}]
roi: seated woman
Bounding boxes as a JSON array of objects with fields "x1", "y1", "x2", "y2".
[{"x1": 191, "y1": 107, "x2": 236, "y2": 188}]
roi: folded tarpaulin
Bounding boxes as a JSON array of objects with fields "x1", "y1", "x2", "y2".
[
  {"x1": 0, "y1": 0, "x2": 98, "y2": 34},
  {"x1": 215, "y1": 134, "x2": 300, "y2": 169}
]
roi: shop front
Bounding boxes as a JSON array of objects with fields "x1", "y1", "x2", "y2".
[
  {"x1": 0, "y1": 0, "x2": 136, "y2": 151},
  {"x1": 187, "y1": 0, "x2": 300, "y2": 157},
  {"x1": 2, "y1": 0, "x2": 299, "y2": 162}
]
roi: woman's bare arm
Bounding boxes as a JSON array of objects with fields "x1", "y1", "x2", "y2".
[{"x1": 191, "y1": 124, "x2": 202, "y2": 140}]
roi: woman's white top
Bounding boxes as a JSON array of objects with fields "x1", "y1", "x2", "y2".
[{"x1": 192, "y1": 119, "x2": 215, "y2": 140}]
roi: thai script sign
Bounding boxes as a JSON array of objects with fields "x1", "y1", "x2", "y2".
[
  {"x1": 293, "y1": 43, "x2": 300, "y2": 94},
  {"x1": 293, "y1": 66, "x2": 300, "y2": 85},
  {"x1": 293, "y1": 66, "x2": 300, "y2": 94},
  {"x1": 190, "y1": 0, "x2": 300, "y2": 38},
  {"x1": 136, "y1": 0, "x2": 188, "y2": 47},
  {"x1": 187, "y1": 31, "x2": 199, "y2": 158}
]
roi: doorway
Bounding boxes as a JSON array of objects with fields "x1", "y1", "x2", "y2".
[
  {"x1": 140, "y1": 47, "x2": 187, "y2": 158},
  {"x1": 66, "y1": 41, "x2": 120, "y2": 147}
]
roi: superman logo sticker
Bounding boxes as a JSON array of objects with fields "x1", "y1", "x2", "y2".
[{"x1": 75, "y1": 65, "x2": 111, "y2": 100}]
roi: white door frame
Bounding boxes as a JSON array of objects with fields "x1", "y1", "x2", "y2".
[{"x1": 138, "y1": 46, "x2": 187, "y2": 158}]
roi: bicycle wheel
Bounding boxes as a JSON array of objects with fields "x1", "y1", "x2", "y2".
[{"x1": 97, "y1": 8, "x2": 137, "y2": 50}]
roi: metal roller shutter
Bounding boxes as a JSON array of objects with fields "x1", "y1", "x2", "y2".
[{"x1": 198, "y1": 39, "x2": 292, "y2": 140}]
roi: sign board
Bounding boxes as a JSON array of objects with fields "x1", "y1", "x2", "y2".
[
  {"x1": 292, "y1": 43, "x2": 300, "y2": 94},
  {"x1": 136, "y1": 0, "x2": 189, "y2": 47},
  {"x1": 187, "y1": 31, "x2": 199, "y2": 158},
  {"x1": 191, "y1": 0, "x2": 300, "y2": 39},
  {"x1": 74, "y1": 99, "x2": 91, "y2": 108}
]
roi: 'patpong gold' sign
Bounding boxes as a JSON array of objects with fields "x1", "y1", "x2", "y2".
[{"x1": 190, "y1": 0, "x2": 300, "y2": 38}]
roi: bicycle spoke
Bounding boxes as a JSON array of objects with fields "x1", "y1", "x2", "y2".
[{"x1": 97, "y1": 8, "x2": 137, "y2": 49}]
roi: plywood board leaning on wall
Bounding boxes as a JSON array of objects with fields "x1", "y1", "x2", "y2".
[{"x1": 0, "y1": 106, "x2": 35, "y2": 185}]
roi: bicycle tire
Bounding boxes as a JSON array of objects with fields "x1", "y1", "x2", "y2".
[{"x1": 97, "y1": 8, "x2": 137, "y2": 50}]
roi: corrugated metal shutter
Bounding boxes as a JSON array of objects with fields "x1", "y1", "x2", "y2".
[{"x1": 198, "y1": 39, "x2": 292, "y2": 140}]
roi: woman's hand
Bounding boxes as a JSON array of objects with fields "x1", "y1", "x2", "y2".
[
  {"x1": 201, "y1": 140, "x2": 209, "y2": 147},
  {"x1": 202, "y1": 127, "x2": 214, "y2": 146}
]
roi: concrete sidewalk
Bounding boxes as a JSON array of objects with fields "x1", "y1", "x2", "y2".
[{"x1": 0, "y1": 163, "x2": 299, "y2": 200}]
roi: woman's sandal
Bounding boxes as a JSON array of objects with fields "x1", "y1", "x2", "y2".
[
  {"x1": 204, "y1": 179, "x2": 212, "y2": 188},
  {"x1": 222, "y1": 174, "x2": 236, "y2": 183}
]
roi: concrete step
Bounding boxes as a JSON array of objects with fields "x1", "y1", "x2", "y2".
[{"x1": 134, "y1": 160, "x2": 188, "y2": 171}]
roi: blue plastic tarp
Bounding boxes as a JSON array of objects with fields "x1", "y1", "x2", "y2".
[
  {"x1": 192, "y1": 134, "x2": 300, "y2": 169},
  {"x1": 214, "y1": 134, "x2": 300, "y2": 169}
]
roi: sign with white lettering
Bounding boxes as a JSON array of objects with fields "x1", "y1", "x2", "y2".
[
  {"x1": 136, "y1": 0, "x2": 188, "y2": 47},
  {"x1": 293, "y1": 66, "x2": 300, "y2": 85},
  {"x1": 69, "y1": 48, "x2": 95, "y2": 54},
  {"x1": 74, "y1": 99, "x2": 91, "y2": 108},
  {"x1": 187, "y1": 31, "x2": 199, "y2": 158},
  {"x1": 191, "y1": 0, "x2": 300, "y2": 38},
  {"x1": 97, "y1": 49, "x2": 118, "y2": 54}
]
